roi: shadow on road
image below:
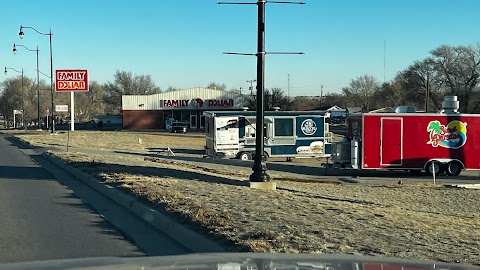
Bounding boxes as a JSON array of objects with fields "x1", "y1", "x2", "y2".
[
  {"x1": 0, "y1": 166, "x2": 54, "y2": 181},
  {"x1": 113, "y1": 150, "x2": 480, "y2": 182},
  {"x1": 55, "y1": 193, "x2": 141, "y2": 243},
  {"x1": 3, "y1": 135, "x2": 43, "y2": 150},
  {"x1": 71, "y1": 160, "x2": 248, "y2": 188},
  {"x1": 147, "y1": 148, "x2": 204, "y2": 155},
  {"x1": 116, "y1": 150, "x2": 326, "y2": 177}
]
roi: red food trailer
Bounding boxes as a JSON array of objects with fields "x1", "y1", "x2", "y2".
[{"x1": 331, "y1": 97, "x2": 480, "y2": 176}]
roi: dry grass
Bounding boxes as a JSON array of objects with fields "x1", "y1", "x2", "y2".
[
  {"x1": 9, "y1": 129, "x2": 480, "y2": 264},
  {"x1": 8, "y1": 130, "x2": 205, "y2": 152},
  {"x1": 51, "y1": 151, "x2": 480, "y2": 265}
]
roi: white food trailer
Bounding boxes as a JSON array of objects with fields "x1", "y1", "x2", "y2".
[{"x1": 204, "y1": 110, "x2": 333, "y2": 160}]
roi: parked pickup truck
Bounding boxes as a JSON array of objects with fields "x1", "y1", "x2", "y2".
[{"x1": 169, "y1": 122, "x2": 188, "y2": 133}]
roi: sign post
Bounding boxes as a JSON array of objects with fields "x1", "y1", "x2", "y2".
[
  {"x1": 13, "y1": 110, "x2": 23, "y2": 129},
  {"x1": 46, "y1": 108, "x2": 49, "y2": 129},
  {"x1": 55, "y1": 69, "x2": 89, "y2": 131},
  {"x1": 71, "y1": 92, "x2": 74, "y2": 131}
]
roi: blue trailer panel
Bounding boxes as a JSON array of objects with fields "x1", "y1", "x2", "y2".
[{"x1": 204, "y1": 110, "x2": 332, "y2": 160}]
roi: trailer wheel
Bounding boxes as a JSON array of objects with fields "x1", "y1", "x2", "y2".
[
  {"x1": 426, "y1": 161, "x2": 444, "y2": 175},
  {"x1": 262, "y1": 151, "x2": 269, "y2": 162},
  {"x1": 446, "y1": 161, "x2": 462, "y2": 176},
  {"x1": 239, "y1": 152, "x2": 252, "y2": 161}
]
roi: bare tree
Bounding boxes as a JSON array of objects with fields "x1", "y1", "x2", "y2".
[
  {"x1": 206, "y1": 82, "x2": 227, "y2": 91},
  {"x1": 75, "y1": 81, "x2": 105, "y2": 121},
  {"x1": 430, "y1": 44, "x2": 480, "y2": 112},
  {"x1": 246, "y1": 88, "x2": 293, "y2": 110},
  {"x1": 103, "y1": 70, "x2": 161, "y2": 114},
  {"x1": 400, "y1": 58, "x2": 445, "y2": 111},
  {"x1": 165, "y1": 86, "x2": 178, "y2": 92},
  {"x1": 321, "y1": 93, "x2": 349, "y2": 109},
  {"x1": 291, "y1": 96, "x2": 319, "y2": 110},
  {"x1": 0, "y1": 76, "x2": 36, "y2": 125},
  {"x1": 342, "y1": 75, "x2": 380, "y2": 111}
]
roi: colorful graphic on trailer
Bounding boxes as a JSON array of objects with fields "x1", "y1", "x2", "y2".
[{"x1": 427, "y1": 120, "x2": 467, "y2": 149}]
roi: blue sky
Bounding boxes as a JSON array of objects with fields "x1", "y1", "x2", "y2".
[{"x1": 0, "y1": 0, "x2": 478, "y2": 96}]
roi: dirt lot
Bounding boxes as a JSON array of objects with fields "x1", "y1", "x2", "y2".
[{"x1": 6, "y1": 130, "x2": 480, "y2": 265}]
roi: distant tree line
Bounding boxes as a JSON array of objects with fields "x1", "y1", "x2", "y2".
[
  {"x1": 235, "y1": 43, "x2": 480, "y2": 113},
  {"x1": 1, "y1": 42, "x2": 478, "y2": 126},
  {"x1": 329, "y1": 43, "x2": 480, "y2": 113},
  {"x1": 0, "y1": 70, "x2": 161, "y2": 125}
]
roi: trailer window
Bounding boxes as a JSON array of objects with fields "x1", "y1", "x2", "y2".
[
  {"x1": 275, "y1": 118, "x2": 294, "y2": 136},
  {"x1": 208, "y1": 118, "x2": 214, "y2": 135},
  {"x1": 246, "y1": 124, "x2": 256, "y2": 137}
]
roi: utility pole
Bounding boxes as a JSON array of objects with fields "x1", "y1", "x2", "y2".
[
  {"x1": 320, "y1": 85, "x2": 323, "y2": 108},
  {"x1": 287, "y1": 74, "x2": 290, "y2": 98},
  {"x1": 383, "y1": 40, "x2": 386, "y2": 84},
  {"x1": 219, "y1": 0, "x2": 304, "y2": 183},
  {"x1": 425, "y1": 70, "x2": 430, "y2": 113},
  {"x1": 246, "y1": 79, "x2": 256, "y2": 96}
]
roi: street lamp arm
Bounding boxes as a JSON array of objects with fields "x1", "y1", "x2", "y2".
[
  {"x1": 35, "y1": 69, "x2": 51, "y2": 79},
  {"x1": 267, "y1": 1, "x2": 305, "y2": 4},
  {"x1": 14, "y1": 43, "x2": 39, "y2": 52},
  {"x1": 217, "y1": 1, "x2": 305, "y2": 4},
  {"x1": 223, "y1": 52, "x2": 257, "y2": 56},
  {"x1": 217, "y1": 2, "x2": 256, "y2": 4},
  {"x1": 5, "y1": 67, "x2": 22, "y2": 74},
  {"x1": 20, "y1": 25, "x2": 52, "y2": 37}
]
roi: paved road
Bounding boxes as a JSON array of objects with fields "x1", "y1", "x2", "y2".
[
  {"x1": 67, "y1": 144, "x2": 480, "y2": 186},
  {"x1": 0, "y1": 134, "x2": 146, "y2": 263}
]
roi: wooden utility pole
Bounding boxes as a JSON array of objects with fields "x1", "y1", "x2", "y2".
[{"x1": 425, "y1": 70, "x2": 430, "y2": 113}]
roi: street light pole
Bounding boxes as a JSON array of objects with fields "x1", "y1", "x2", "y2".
[
  {"x1": 4, "y1": 67, "x2": 25, "y2": 130},
  {"x1": 49, "y1": 29, "x2": 54, "y2": 133},
  {"x1": 250, "y1": 0, "x2": 269, "y2": 182},
  {"x1": 13, "y1": 43, "x2": 41, "y2": 130},
  {"x1": 218, "y1": 0, "x2": 304, "y2": 183},
  {"x1": 19, "y1": 25, "x2": 55, "y2": 133}
]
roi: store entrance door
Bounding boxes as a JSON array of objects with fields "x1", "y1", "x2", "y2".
[
  {"x1": 200, "y1": 115, "x2": 205, "y2": 129},
  {"x1": 190, "y1": 115, "x2": 197, "y2": 129}
]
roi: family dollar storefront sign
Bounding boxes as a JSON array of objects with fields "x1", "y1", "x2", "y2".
[{"x1": 55, "y1": 70, "x2": 89, "y2": 92}]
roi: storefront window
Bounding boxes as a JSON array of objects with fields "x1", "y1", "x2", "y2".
[
  {"x1": 164, "y1": 111, "x2": 174, "y2": 128},
  {"x1": 173, "y1": 110, "x2": 181, "y2": 122},
  {"x1": 181, "y1": 110, "x2": 190, "y2": 123}
]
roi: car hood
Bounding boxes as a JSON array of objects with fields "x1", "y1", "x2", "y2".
[{"x1": 1, "y1": 253, "x2": 478, "y2": 270}]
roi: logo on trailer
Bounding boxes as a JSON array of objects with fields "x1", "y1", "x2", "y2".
[
  {"x1": 301, "y1": 119, "x2": 317, "y2": 136},
  {"x1": 191, "y1": 98, "x2": 204, "y2": 108},
  {"x1": 296, "y1": 141, "x2": 324, "y2": 154},
  {"x1": 427, "y1": 120, "x2": 467, "y2": 149}
]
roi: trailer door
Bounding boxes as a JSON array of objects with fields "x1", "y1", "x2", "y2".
[{"x1": 380, "y1": 117, "x2": 403, "y2": 166}]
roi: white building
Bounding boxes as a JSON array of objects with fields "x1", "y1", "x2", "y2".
[
  {"x1": 122, "y1": 88, "x2": 248, "y2": 129},
  {"x1": 326, "y1": 105, "x2": 347, "y2": 118}
]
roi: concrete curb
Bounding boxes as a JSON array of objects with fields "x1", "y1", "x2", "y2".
[
  {"x1": 42, "y1": 152, "x2": 226, "y2": 253},
  {"x1": 444, "y1": 183, "x2": 480, "y2": 189}
]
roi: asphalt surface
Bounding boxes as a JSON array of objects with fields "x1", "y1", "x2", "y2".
[
  {"x1": 66, "y1": 143, "x2": 480, "y2": 186},
  {"x1": 0, "y1": 134, "x2": 147, "y2": 263}
]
